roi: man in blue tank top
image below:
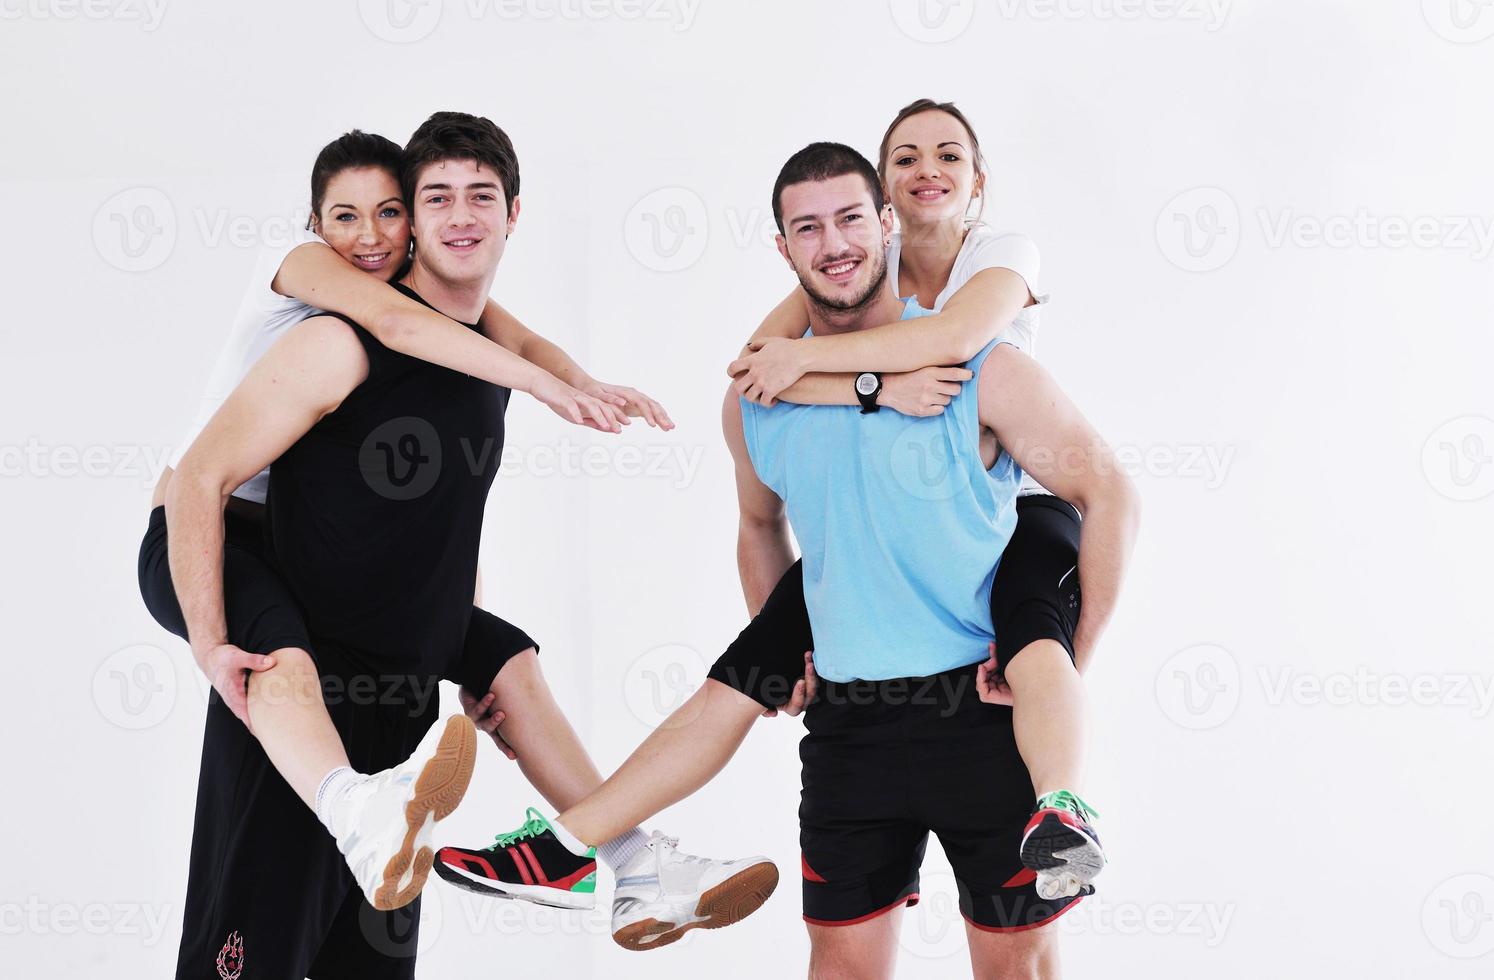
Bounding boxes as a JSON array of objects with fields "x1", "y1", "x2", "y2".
[{"x1": 723, "y1": 143, "x2": 1140, "y2": 978}]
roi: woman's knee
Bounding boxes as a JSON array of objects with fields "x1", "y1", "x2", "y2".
[{"x1": 491, "y1": 647, "x2": 543, "y2": 695}]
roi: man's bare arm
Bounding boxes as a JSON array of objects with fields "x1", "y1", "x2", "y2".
[
  {"x1": 166, "y1": 316, "x2": 367, "y2": 664},
  {"x1": 978, "y1": 347, "x2": 1141, "y2": 672},
  {"x1": 721, "y1": 388, "x2": 794, "y2": 614}
]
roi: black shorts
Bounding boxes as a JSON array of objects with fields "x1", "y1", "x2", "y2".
[
  {"x1": 799, "y1": 663, "x2": 1083, "y2": 931},
  {"x1": 706, "y1": 559, "x2": 812, "y2": 707},
  {"x1": 138, "y1": 505, "x2": 537, "y2": 691},
  {"x1": 137, "y1": 506, "x2": 537, "y2": 976},
  {"x1": 708, "y1": 494, "x2": 1083, "y2": 708},
  {"x1": 990, "y1": 494, "x2": 1082, "y2": 673},
  {"x1": 138, "y1": 504, "x2": 312, "y2": 658}
]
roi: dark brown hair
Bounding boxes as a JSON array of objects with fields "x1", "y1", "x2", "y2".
[
  {"x1": 401, "y1": 111, "x2": 520, "y2": 211},
  {"x1": 771, "y1": 142, "x2": 887, "y2": 234},
  {"x1": 305, "y1": 130, "x2": 405, "y2": 230}
]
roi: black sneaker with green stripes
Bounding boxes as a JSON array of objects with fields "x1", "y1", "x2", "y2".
[
  {"x1": 1019, "y1": 790, "x2": 1105, "y2": 900},
  {"x1": 434, "y1": 808, "x2": 598, "y2": 910}
]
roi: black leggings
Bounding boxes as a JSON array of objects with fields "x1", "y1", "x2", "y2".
[
  {"x1": 137, "y1": 505, "x2": 538, "y2": 696},
  {"x1": 707, "y1": 494, "x2": 1083, "y2": 708}
]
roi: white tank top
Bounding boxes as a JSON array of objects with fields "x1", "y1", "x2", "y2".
[{"x1": 167, "y1": 227, "x2": 324, "y2": 503}]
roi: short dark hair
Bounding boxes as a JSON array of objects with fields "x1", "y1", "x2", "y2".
[
  {"x1": 401, "y1": 111, "x2": 520, "y2": 211},
  {"x1": 306, "y1": 130, "x2": 405, "y2": 229},
  {"x1": 771, "y1": 142, "x2": 886, "y2": 234}
]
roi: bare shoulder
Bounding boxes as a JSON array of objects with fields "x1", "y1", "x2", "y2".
[
  {"x1": 263, "y1": 314, "x2": 370, "y2": 395},
  {"x1": 721, "y1": 385, "x2": 747, "y2": 450},
  {"x1": 977, "y1": 341, "x2": 1039, "y2": 388},
  {"x1": 290, "y1": 313, "x2": 361, "y2": 347},
  {"x1": 976, "y1": 342, "x2": 1056, "y2": 422}
]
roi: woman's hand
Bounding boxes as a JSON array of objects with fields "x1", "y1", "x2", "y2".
[
  {"x1": 582, "y1": 381, "x2": 675, "y2": 430},
  {"x1": 728, "y1": 337, "x2": 812, "y2": 407},
  {"x1": 530, "y1": 373, "x2": 629, "y2": 434},
  {"x1": 877, "y1": 366, "x2": 974, "y2": 417}
]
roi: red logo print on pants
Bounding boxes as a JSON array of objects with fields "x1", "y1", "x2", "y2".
[{"x1": 216, "y1": 931, "x2": 245, "y2": 980}]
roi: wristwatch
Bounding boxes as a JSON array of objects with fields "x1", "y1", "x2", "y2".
[{"x1": 855, "y1": 372, "x2": 883, "y2": 414}]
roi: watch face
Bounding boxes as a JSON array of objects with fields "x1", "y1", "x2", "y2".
[{"x1": 855, "y1": 373, "x2": 878, "y2": 396}]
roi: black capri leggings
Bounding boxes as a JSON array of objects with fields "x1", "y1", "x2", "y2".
[
  {"x1": 707, "y1": 493, "x2": 1083, "y2": 709},
  {"x1": 137, "y1": 505, "x2": 538, "y2": 696}
]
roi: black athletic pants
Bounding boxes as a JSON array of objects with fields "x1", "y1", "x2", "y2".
[{"x1": 137, "y1": 506, "x2": 536, "y2": 978}]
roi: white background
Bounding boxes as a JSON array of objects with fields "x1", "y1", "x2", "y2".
[{"x1": 3, "y1": 0, "x2": 1493, "y2": 977}]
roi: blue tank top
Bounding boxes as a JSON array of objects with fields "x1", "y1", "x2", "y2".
[{"x1": 741, "y1": 302, "x2": 1023, "y2": 682}]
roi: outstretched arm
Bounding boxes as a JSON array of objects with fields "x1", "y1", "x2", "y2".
[
  {"x1": 274, "y1": 242, "x2": 624, "y2": 432},
  {"x1": 721, "y1": 388, "x2": 794, "y2": 613},
  {"x1": 165, "y1": 315, "x2": 368, "y2": 724},
  {"x1": 482, "y1": 301, "x2": 674, "y2": 430},
  {"x1": 977, "y1": 347, "x2": 1141, "y2": 672},
  {"x1": 278, "y1": 242, "x2": 548, "y2": 393},
  {"x1": 731, "y1": 267, "x2": 1032, "y2": 405}
]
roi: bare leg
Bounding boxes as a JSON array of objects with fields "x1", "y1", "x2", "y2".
[
  {"x1": 1002, "y1": 640, "x2": 1087, "y2": 798},
  {"x1": 245, "y1": 645, "x2": 350, "y2": 810},
  {"x1": 965, "y1": 916, "x2": 1062, "y2": 978},
  {"x1": 806, "y1": 908, "x2": 903, "y2": 980},
  {"x1": 485, "y1": 649, "x2": 606, "y2": 812},
  {"x1": 557, "y1": 679, "x2": 764, "y2": 846}
]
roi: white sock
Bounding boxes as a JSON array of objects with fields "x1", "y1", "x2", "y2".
[
  {"x1": 596, "y1": 828, "x2": 651, "y2": 871},
  {"x1": 548, "y1": 814, "x2": 600, "y2": 857},
  {"x1": 314, "y1": 767, "x2": 360, "y2": 830}
]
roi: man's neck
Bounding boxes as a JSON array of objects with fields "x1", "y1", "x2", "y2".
[
  {"x1": 401, "y1": 260, "x2": 493, "y2": 324},
  {"x1": 807, "y1": 282, "x2": 906, "y2": 337}
]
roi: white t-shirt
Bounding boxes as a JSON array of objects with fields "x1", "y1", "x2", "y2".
[
  {"x1": 168, "y1": 227, "x2": 325, "y2": 503},
  {"x1": 886, "y1": 225, "x2": 1051, "y2": 493},
  {"x1": 887, "y1": 224, "x2": 1046, "y2": 355}
]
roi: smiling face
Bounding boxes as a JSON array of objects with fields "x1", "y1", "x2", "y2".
[
  {"x1": 407, "y1": 157, "x2": 518, "y2": 288},
  {"x1": 881, "y1": 109, "x2": 985, "y2": 228},
  {"x1": 311, "y1": 166, "x2": 410, "y2": 282},
  {"x1": 775, "y1": 172, "x2": 895, "y2": 312}
]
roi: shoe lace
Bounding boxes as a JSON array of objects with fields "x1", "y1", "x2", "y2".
[
  {"x1": 492, "y1": 807, "x2": 550, "y2": 848},
  {"x1": 1036, "y1": 790, "x2": 1100, "y2": 822},
  {"x1": 651, "y1": 833, "x2": 711, "y2": 867}
]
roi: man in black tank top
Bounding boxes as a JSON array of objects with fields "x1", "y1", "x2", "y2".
[
  {"x1": 162, "y1": 125, "x2": 524, "y2": 977},
  {"x1": 164, "y1": 112, "x2": 777, "y2": 978},
  {"x1": 265, "y1": 281, "x2": 507, "y2": 680}
]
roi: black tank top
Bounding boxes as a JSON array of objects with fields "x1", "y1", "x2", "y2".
[{"x1": 265, "y1": 282, "x2": 507, "y2": 677}]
